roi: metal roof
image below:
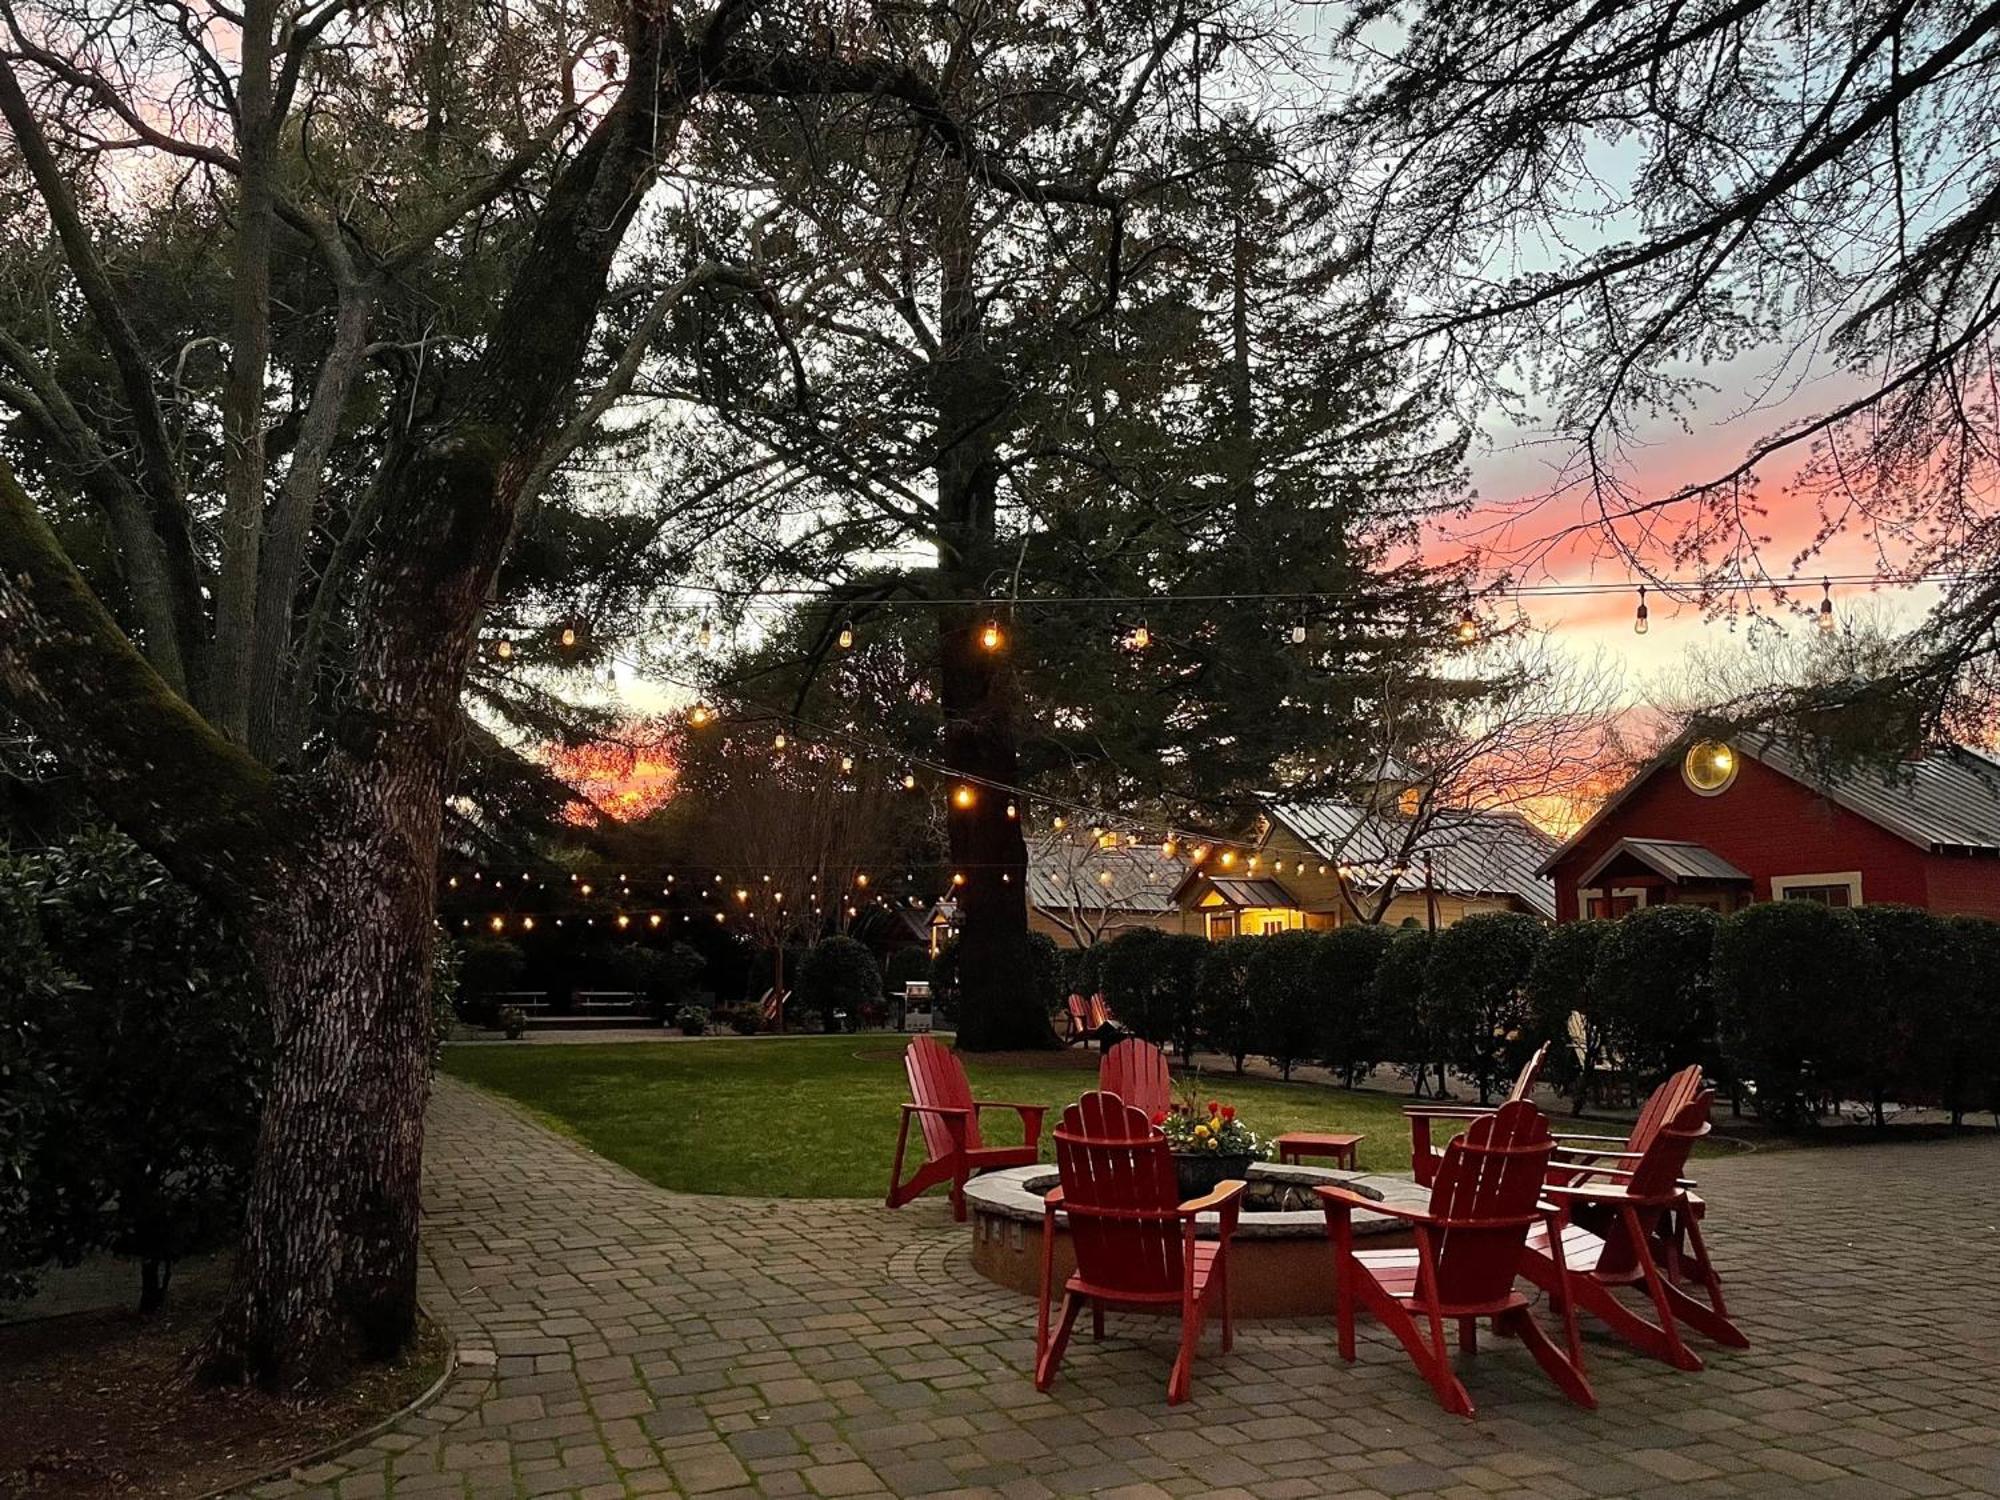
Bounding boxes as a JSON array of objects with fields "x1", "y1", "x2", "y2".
[
  {"x1": 1541, "y1": 737, "x2": 2000, "y2": 874},
  {"x1": 1026, "y1": 838, "x2": 1183, "y2": 914},
  {"x1": 1266, "y1": 800, "x2": 1559, "y2": 919},
  {"x1": 1202, "y1": 877, "x2": 1299, "y2": 908},
  {"x1": 1578, "y1": 838, "x2": 1749, "y2": 889}
]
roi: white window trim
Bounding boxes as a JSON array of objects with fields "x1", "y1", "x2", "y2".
[{"x1": 1770, "y1": 871, "x2": 1864, "y2": 906}]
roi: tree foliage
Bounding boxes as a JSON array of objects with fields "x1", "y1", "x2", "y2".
[
  {"x1": 1523, "y1": 917, "x2": 1612, "y2": 1113},
  {"x1": 1422, "y1": 912, "x2": 1544, "y2": 1102},
  {"x1": 1311, "y1": 924, "x2": 1394, "y2": 1087},
  {"x1": 1593, "y1": 905, "x2": 1721, "y2": 1090},
  {"x1": 1714, "y1": 901, "x2": 1877, "y2": 1125}
]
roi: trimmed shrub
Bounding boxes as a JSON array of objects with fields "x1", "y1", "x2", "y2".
[
  {"x1": 1715, "y1": 900, "x2": 1877, "y2": 1126},
  {"x1": 456, "y1": 936, "x2": 525, "y2": 1024},
  {"x1": 674, "y1": 1003, "x2": 709, "y2": 1035},
  {"x1": 1851, "y1": 904, "x2": 1956, "y2": 1124},
  {"x1": 499, "y1": 1005, "x2": 529, "y2": 1040},
  {"x1": 1312, "y1": 925, "x2": 1395, "y2": 1086},
  {"x1": 1593, "y1": 905, "x2": 1721, "y2": 1091},
  {"x1": 797, "y1": 936, "x2": 881, "y2": 1032},
  {"x1": 1025, "y1": 931, "x2": 1066, "y2": 1023},
  {"x1": 1374, "y1": 926, "x2": 1438, "y2": 1094},
  {"x1": 1246, "y1": 930, "x2": 1322, "y2": 1080},
  {"x1": 1937, "y1": 917, "x2": 2000, "y2": 1124},
  {"x1": 1101, "y1": 929, "x2": 1208, "y2": 1060},
  {"x1": 1424, "y1": 912, "x2": 1545, "y2": 1103},
  {"x1": 1523, "y1": 918, "x2": 1613, "y2": 1113},
  {"x1": 1196, "y1": 936, "x2": 1262, "y2": 1072},
  {"x1": 1061, "y1": 942, "x2": 1109, "y2": 1003}
]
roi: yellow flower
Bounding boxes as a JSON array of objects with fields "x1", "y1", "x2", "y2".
[
  {"x1": 1208, "y1": 1117, "x2": 1221, "y2": 1132},
  {"x1": 1206, "y1": 1138, "x2": 1219, "y2": 1151},
  {"x1": 1193, "y1": 1123, "x2": 1210, "y2": 1140}
]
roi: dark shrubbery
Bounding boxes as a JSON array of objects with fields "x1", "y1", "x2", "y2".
[
  {"x1": 603, "y1": 940, "x2": 707, "y2": 1022},
  {"x1": 1101, "y1": 929, "x2": 1207, "y2": 1061},
  {"x1": 1, "y1": 831, "x2": 269, "y2": 1310},
  {"x1": 882, "y1": 946, "x2": 931, "y2": 997},
  {"x1": 1937, "y1": 917, "x2": 2000, "y2": 1125},
  {"x1": 1424, "y1": 912, "x2": 1544, "y2": 1103},
  {"x1": 1196, "y1": 936, "x2": 1261, "y2": 1072},
  {"x1": 1312, "y1": 925, "x2": 1395, "y2": 1086},
  {"x1": 1524, "y1": 917, "x2": 1611, "y2": 1113},
  {"x1": 1245, "y1": 930, "x2": 1322, "y2": 1080},
  {"x1": 456, "y1": 936, "x2": 526, "y2": 1024},
  {"x1": 1374, "y1": 925, "x2": 1438, "y2": 1094},
  {"x1": 1594, "y1": 905, "x2": 1721, "y2": 1091},
  {"x1": 797, "y1": 936, "x2": 881, "y2": 1031},
  {"x1": 1713, "y1": 901, "x2": 1877, "y2": 1125},
  {"x1": 1849, "y1": 904, "x2": 1955, "y2": 1125},
  {"x1": 1024, "y1": 931, "x2": 1066, "y2": 1024},
  {"x1": 1061, "y1": 941, "x2": 1109, "y2": 1002}
]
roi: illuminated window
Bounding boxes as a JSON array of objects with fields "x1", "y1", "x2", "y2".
[{"x1": 1682, "y1": 739, "x2": 1739, "y2": 795}]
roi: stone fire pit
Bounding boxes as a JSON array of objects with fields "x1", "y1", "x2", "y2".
[{"x1": 961, "y1": 1160, "x2": 1429, "y2": 1318}]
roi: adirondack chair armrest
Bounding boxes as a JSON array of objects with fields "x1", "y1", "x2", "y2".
[
  {"x1": 1550, "y1": 1132, "x2": 1634, "y2": 1147},
  {"x1": 901, "y1": 1103, "x2": 971, "y2": 1149},
  {"x1": 1042, "y1": 1185, "x2": 1065, "y2": 1218},
  {"x1": 1177, "y1": 1179, "x2": 1246, "y2": 1239},
  {"x1": 1545, "y1": 1180, "x2": 1688, "y2": 1208},
  {"x1": 1552, "y1": 1146, "x2": 1644, "y2": 1162},
  {"x1": 973, "y1": 1100, "x2": 1048, "y2": 1145}
]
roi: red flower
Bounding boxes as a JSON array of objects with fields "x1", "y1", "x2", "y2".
[
  {"x1": 1206, "y1": 1100, "x2": 1220, "y2": 1115},
  {"x1": 1151, "y1": 1109, "x2": 1168, "y2": 1125},
  {"x1": 1221, "y1": 1105, "x2": 1236, "y2": 1121}
]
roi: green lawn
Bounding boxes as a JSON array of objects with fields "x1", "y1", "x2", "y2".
[{"x1": 440, "y1": 1036, "x2": 1424, "y2": 1198}]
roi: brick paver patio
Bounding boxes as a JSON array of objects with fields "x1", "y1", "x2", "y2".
[{"x1": 245, "y1": 1078, "x2": 2000, "y2": 1499}]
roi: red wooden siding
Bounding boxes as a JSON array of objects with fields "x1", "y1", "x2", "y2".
[{"x1": 1548, "y1": 753, "x2": 2000, "y2": 918}]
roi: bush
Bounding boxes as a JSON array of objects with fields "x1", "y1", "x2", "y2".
[
  {"x1": 22, "y1": 830, "x2": 270, "y2": 1310},
  {"x1": 1423, "y1": 912, "x2": 1544, "y2": 1103},
  {"x1": 1062, "y1": 942, "x2": 1109, "y2": 1003},
  {"x1": 797, "y1": 936, "x2": 880, "y2": 1032},
  {"x1": 1374, "y1": 925, "x2": 1438, "y2": 1094},
  {"x1": 1246, "y1": 930, "x2": 1322, "y2": 1080},
  {"x1": 499, "y1": 1005, "x2": 529, "y2": 1040},
  {"x1": 1523, "y1": 918, "x2": 1613, "y2": 1113},
  {"x1": 1196, "y1": 936, "x2": 1262, "y2": 1071},
  {"x1": 431, "y1": 937, "x2": 463, "y2": 1063},
  {"x1": 928, "y1": 935, "x2": 960, "y2": 1008},
  {"x1": 1932, "y1": 917, "x2": 2000, "y2": 1124},
  {"x1": 673, "y1": 1003, "x2": 709, "y2": 1035},
  {"x1": 457, "y1": 936, "x2": 526, "y2": 1024},
  {"x1": 1593, "y1": 905, "x2": 1721, "y2": 1091},
  {"x1": 883, "y1": 946, "x2": 930, "y2": 996},
  {"x1": 1101, "y1": 929, "x2": 1208, "y2": 1060},
  {"x1": 719, "y1": 1003, "x2": 764, "y2": 1036},
  {"x1": 1025, "y1": 931, "x2": 1065, "y2": 1022},
  {"x1": 0, "y1": 857, "x2": 73, "y2": 1303},
  {"x1": 1715, "y1": 901, "x2": 1877, "y2": 1125},
  {"x1": 1850, "y1": 904, "x2": 1956, "y2": 1124},
  {"x1": 603, "y1": 941, "x2": 706, "y2": 1021},
  {"x1": 1311, "y1": 925, "x2": 1395, "y2": 1086}
]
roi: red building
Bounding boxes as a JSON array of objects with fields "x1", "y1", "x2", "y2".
[{"x1": 1542, "y1": 737, "x2": 2000, "y2": 921}]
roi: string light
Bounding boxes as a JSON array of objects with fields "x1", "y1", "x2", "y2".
[
  {"x1": 1005, "y1": 802, "x2": 1018, "y2": 819},
  {"x1": 494, "y1": 637, "x2": 514, "y2": 661},
  {"x1": 1456, "y1": 605, "x2": 1478, "y2": 644},
  {"x1": 837, "y1": 620, "x2": 855, "y2": 650},
  {"x1": 522, "y1": 915, "x2": 535, "y2": 932},
  {"x1": 840, "y1": 753, "x2": 855, "y2": 773},
  {"x1": 1634, "y1": 586, "x2": 1650, "y2": 636},
  {"x1": 1219, "y1": 850, "x2": 1237, "y2": 868},
  {"x1": 689, "y1": 701, "x2": 713, "y2": 727},
  {"x1": 649, "y1": 913, "x2": 663, "y2": 928},
  {"x1": 979, "y1": 619, "x2": 1003, "y2": 651},
  {"x1": 697, "y1": 612, "x2": 713, "y2": 649},
  {"x1": 580, "y1": 882, "x2": 594, "y2": 896},
  {"x1": 902, "y1": 771, "x2": 917, "y2": 790},
  {"x1": 773, "y1": 731, "x2": 787, "y2": 751},
  {"x1": 1052, "y1": 816, "x2": 1066, "y2": 830},
  {"x1": 1291, "y1": 616, "x2": 1308, "y2": 645},
  {"x1": 616, "y1": 914, "x2": 630, "y2": 930},
  {"x1": 1128, "y1": 620, "x2": 1151, "y2": 650},
  {"x1": 1162, "y1": 837, "x2": 1178, "y2": 857},
  {"x1": 1819, "y1": 578, "x2": 1835, "y2": 634},
  {"x1": 489, "y1": 915, "x2": 504, "y2": 932},
  {"x1": 952, "y1": 784, "x2": 976, "y2": 809}
]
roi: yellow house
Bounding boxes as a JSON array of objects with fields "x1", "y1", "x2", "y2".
[{"x1": 1174, "y1": 799, "x2": 1558, "y2": 937}]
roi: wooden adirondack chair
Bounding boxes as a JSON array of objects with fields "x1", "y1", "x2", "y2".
[
  {"x1": 886, "y1": 1036, "x2": 1047, "y2": 1221},
  {"x1": 1522, "y1": 1089, "x2": 1748, "y2": 1371},
  {"x1": 1035, "y1": 1091, "x2": 1244, "y2": 1405},
  {"x1": 1318, "y1": 1100, "x2": 1594, "y2": 1418},
  {"x1": 1063, "y1": 994, "x2": 1093, "y2": 1045},
  {"x1": 1406, "y1": 1041, "x2": 1551, "y2": 1187},
  {"x1": 1099, "y1": 1038, "x2": 1172, "y2": 1119},
  {"x1": 1549, "y1": 1064, "x2": 1709, "y2": 1281}
]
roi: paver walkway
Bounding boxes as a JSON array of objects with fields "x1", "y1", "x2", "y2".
[{"x1": 247, "y1": 1079, "x2": 2000, "y2": 1499}]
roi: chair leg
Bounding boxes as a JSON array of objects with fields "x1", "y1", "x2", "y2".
[
  {"x1": 885, "y1": 1113, "x2": 915, "y2": 1208},
  {"x1": 1625, "y1": 1207, "x2": 1704, "y2": 1372},
  {"x1": 948, "y1": 1164, "x2": 969, "y2": 1223},
  {"x1": 1498, "y1": 1306, "x2": 1597, "y2": 1410},
  {"x1": 1334, "y1": 1249, "x2": 1357, "y2": 1363},
  {"x1": 1676, "y1": 1212, "x2": 1750, "y2": 1348},
  {"x1": 1091, "y1": 1305, "x2": 1105, "y2": 1341},
  {"x1": 1169, "y1": 1297, "x2": 1205, "y2": 1405},
  {"x1": 1459, "y1": 1317, "x2": 1478, "y2": 1355},
  {"x1": 1356, "y1": 1274, "x2": 1474, "y2": 1416},
  {"x1": 1218, "y1": 1257, "x2": 1234, "y2": 1355},
  {"x1": 1035, "y1": 1292, "x2": 1084, "y2": 1392}
]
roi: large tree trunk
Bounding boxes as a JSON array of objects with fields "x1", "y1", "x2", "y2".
[{"x1": 931, "y1": 167, "x2": 1055, "y2": 1054}]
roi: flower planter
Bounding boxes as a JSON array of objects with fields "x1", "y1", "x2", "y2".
[{"x1": 1173, "y1": 1151, "x2": 1254, "y2": 1202}]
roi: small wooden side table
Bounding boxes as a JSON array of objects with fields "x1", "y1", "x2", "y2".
[{"x1": 1274, "y1": 1131, "x2": 1365, "y2": 1170}]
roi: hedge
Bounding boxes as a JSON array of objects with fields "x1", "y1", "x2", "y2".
[
  {"x1": 1100, "y1": 929, "x2": 1207, "y2": 1061},
  {"x1": 1593, "y1": 905, "x2": 1721, "y2": 1092},
  {"x1": 1311, "y1": 924, "x2": 1396, "y2": 1086},
  {"x1": 1423, "y1": 912, "x2": 1545, "y2": 1103},
  {"x1": 1195, "y1": 936, "x2": 1262, "y2": 1072},
  {"x1": 796, "y1": 936, "x2": 880, "y2": 1031}
]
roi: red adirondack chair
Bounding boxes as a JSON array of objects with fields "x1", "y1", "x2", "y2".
[
  {"x1": 1549, "y1": 1064, "x2": 1709, "y2": 1281},
  {"x1": 1522, "y1": 1088, "x2": 1749, "y2": 1371},
  {"x1": 1318, "y1": 1100, "x2": 1594, "y2": 1418},
  {"x1": 886, "y1": 1036, "x2": 1046, "y2": 1221},
  {"x1": 1406, "y1": 1041, "x2": 1551, "y2": 1187},
  {"x1": 1099, "y1": 1038, "x2": 1172, "y2": 1119},
  {"x1": 1063, "y1": 994, "x2": 1093, "y2": 1045},
  {"x1": 1035, "y1": 1091, "x2": 1244, "y2": 1405}
]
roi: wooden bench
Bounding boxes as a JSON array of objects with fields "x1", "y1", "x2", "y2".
[{"x1": 574, "y1": 990, "x2": 643, "y2": 1015}]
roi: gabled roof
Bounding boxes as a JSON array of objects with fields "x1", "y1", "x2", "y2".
[
  {"x1": 1200, "y1": 877, "x2": 1297, "y2": 908},
  {"x1": 1025, "y1": 838, "x2": 1183, "y2": 914},
  {"x1": 1577, "y1": 838, "x2": 1749, "y2": 889},
  {"x1": 1266, "y1": 799, "x2": 1560, "y2": 920},
  {"x1": 1541, "y1": 737, "x2": 2000, "y2": 876}
]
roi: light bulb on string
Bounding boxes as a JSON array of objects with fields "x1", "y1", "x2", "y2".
[
  {"x1": 1456, "y1": 605, "x2": 1478, "y2": 644},
  {"x1": 1634, "y1": 585, "x2": 1650, "y2": 636},
  {"x1": 1818, "y1": 578, "x2": 1835, "y2": 634},
  {"x1": 689, "y1": 702, "x2": 713, "y2": 727},
  {"x1": 1162, "y1": 837, "x2": 1177, "y2": 858},
  {"x1": 902, "y1": 771, "x2": 917, "y2": 791},
  {"x1": 979, "y1": 619, "x2": 1003, "y2": 651},
  {"x1": 773, "y1": 731, "x2": 787, "y2": 751},
  {"x1": 494, "y1": 637, "x2": 514, "y2": 661},
  {"x1": 1052, "y1": 815, "x2": 1066, "y2": 831},
  {"x1": 1291, "y1": 616, "x2": 1308, "y2": 646},
  {"x1": 952, "y1": 784, "x2": 976, "y2": 809},
  {"x1": 522, "y1": 916, "x2": 535, "y2": 931},
  {"x1": 840, "y1": 753, "x2": 855, "y2": 773},
  {"x1": 1128, "y1": 620, "x2": 1151, "y2": 650},
  {"x1": 489, "y1": 915, "x2": 505, "y2": 932},
  {"x1": 697, "y1": 612, "x2": 713, "y2": 649},
  {"x1": 1005, "y1": 802, "x2": 1018, "y2": 820},
  {"x1": 837, "y1": 620, "x2": 855, "y2": 651}
]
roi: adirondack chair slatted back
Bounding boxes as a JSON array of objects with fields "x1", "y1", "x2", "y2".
[
  {"x1": 1054, "y1": 1092, "x2": 1185, "y2": 1298},
  {"x1": 1507, "y1": 1041, "x2": 1552, "y2": 1102},
  {"x1": 1590, "y1": 1090, "x2": 1711, "y2": 1279},
  {"x1": 1066, "y1": 995, "x2": 1090, "y2": 1033},
  {"x1": 1100, "y1": 1039, "x2": 1172, "y2": 1120},
  {"x1": 1424, "y1": 1101, "x2": 1557, "y2": 1308},
  {"x1": 1088, "y1": 993, "x2": 1113, "y2": 1032},
  {"x1": 905, "y1": 1036, "x2": 981, "y2": 1159},
  {"x1": 1629, "y1": 1065, "x2": 1706, "y2": 1156}
]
